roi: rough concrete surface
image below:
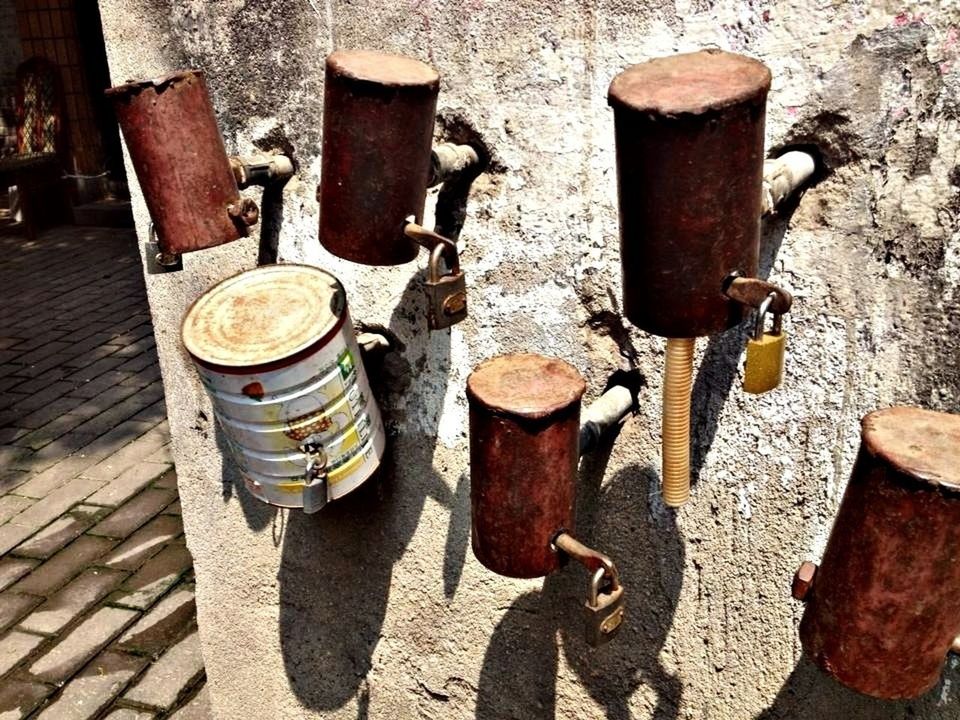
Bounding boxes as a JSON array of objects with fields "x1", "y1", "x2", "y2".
[{"x1": 99, "y1": 1, "x2": 960, "y2": 718}]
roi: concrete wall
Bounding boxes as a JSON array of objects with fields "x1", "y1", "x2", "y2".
[{"x1": 99, "y1": 1, "x2": 960, "y2": 718}]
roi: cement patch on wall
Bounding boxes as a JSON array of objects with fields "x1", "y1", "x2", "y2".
[{"x1": 99, "y1": 1, "x2": 960, "y2": 717}]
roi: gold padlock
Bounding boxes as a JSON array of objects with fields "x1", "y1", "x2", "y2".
[
  {"x1": 425, "y1": 243, "x2": 467, "y2": 330},
  {"x1": 743, "y1": 292, "x2": 786, "y2": 394},
  {"x1": 584, "y1": 566, "x2": 625, "y2": 647}
]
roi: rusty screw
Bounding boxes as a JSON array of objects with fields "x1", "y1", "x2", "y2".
[
  {"x1": 792, "y1": 561, "x2": 818, "y2": 601},
  {"x1": 228, "y1": 197, "x2": 260, "y2": 227}
]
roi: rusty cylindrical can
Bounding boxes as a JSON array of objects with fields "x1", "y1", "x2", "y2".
[
  {"x1": 318, "y1": 50, "x2": 440, "y2": 266},
  {"x1": 467, "y1": 353, "x2": 586, "y2": 578},
  {"x1": 796, "y1": 407, "x2": 960, "y2": 699},
  {"x1": 608, "y1": 49, "x2": 771, "y2": 338},
  {"x1": 181, "y1": 265, "x2": 386, "y2": 511},
  {"x1": 106, "y1": 71, "x2": 247, "y2": 256}
]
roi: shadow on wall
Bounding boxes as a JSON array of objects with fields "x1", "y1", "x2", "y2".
[
  {"x1": 689, "y1": 200, "x2": 804, "y2": 485},
  {"x1": 274, "y1": 271, "x2": 465, "y2": 715},
  {"x1": 475, "y1": 434, "x2": 685, "y2": 719},
  {"x1": 753, "y1": 655, "x2": 959, "y2": 720}
]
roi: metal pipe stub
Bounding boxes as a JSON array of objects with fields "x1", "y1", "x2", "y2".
[
  {"x1": 795, "y1": 407, "x2": 960, "y2": 699},
  {"x1": 608, "y1": 50, "x2": 771, "y2": 338},
  {"x1": 106, "y1": 71, "x2": 252, "y2": 257},
  {"x1": 318, "y1": 50, "x2": 440, "y2": 266},
  {"x1": 467, "y1": 353, "x2": 586, "y2": 578}
]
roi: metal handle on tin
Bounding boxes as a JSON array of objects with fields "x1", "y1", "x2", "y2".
[{"x1": 300, "y1": 441, "x2": 329, "y2": 514}]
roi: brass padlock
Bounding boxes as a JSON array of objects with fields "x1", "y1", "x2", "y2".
[
  {"x1": 743, "y1": 292, "x2": 786, "y2": 394},
  {"x1": 585, "y1": 566, "x2": 625, "y2": 647},
  {"x1": 425, "y1": 243, "x2": 467, "y2": 330}
]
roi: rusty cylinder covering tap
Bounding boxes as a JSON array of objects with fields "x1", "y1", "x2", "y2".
[
  {"x1": 106, "y1": 71, "x2": 247, "y2": 256},
  {"x1": 797, "y1": 407, "x2": 960, "y2": 699},
  {"x1": 318, "y1": 50, "x2": 440, "y2": 266},
  {"x1": 467, "y1": 354, "x2": 586, "y2": 579},
  {"x1": 608, "y1": 49, "x2": 771, "y2": 338}
]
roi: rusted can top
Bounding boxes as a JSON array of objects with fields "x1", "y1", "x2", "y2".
[
  {"x1": 319, "y1": 50, "x2": 440, "y2": 266},
  {"x1": 861, "y1": 406, "x2": 960, "y2": 491},
  {"x1": 608, "y1": 49, "x2": 771, "y2": 116},
  {"x1": 466, "y1": 353, "x2": 586, "y2": 420},
  {"x1": 608, "y1": 50, "x2": 771, "y2": 338},
  {"x1": 182, "y1": 264, "x2": 346, "y2": 374},
  {"x1": 326, "y1": 50, "x2": 440, "y2": 94},
  {"x1": 104, "y1": 70, "x2": 201, "y2": 99}
]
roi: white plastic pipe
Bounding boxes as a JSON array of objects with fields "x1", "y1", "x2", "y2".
[
  {"x1": 761, "y1": 151, "x2": 816, "y2": 215},
  {"x1": 579, "y1": 384, "x2": 634, "y2": 456}
]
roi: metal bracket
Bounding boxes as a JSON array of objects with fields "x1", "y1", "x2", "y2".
[
  {"x1": 143, "y1": 224, "x2": 182, "y2": 274},
  {"x1": 723, "y1": 274, "x2": 793, "y2": 315}
]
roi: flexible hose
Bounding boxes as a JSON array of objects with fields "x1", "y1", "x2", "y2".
[{"x1": 662, "y1": 337, "x2": 694, "y2": 507}]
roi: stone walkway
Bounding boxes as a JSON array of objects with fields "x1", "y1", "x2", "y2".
[{"x1": 0, "y1": 226, "x2": 209, "y2": 719}]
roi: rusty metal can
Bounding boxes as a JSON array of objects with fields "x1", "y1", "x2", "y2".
[
  {"x1": 796, "y1": 407, "x2": 960, "y2": 699},
  {"x1": 318, "y1": 50, "x2": 440, "y2": 266},
  {"x1": 106, "y1": 71, "x2": 247, "y2": 256},
  {"x1": 467, "y1": 353, "x2": 586, "y2": 578},
  {"x1": 608, "y1": 49, "x2": 771, "y2": 338},
  {"x1": 181, "y1": 264, "x2": 385, "y2": 510}
]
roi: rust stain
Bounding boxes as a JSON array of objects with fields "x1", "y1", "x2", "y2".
[{"x1": 241, "y1": 382, "x2": 265, "y2": 401}]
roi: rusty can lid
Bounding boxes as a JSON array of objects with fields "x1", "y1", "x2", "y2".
[
  {"x1": 326, "y1": 50, "x2": 439, "y2": 91},
  {"x1": 105, "y1": 70, "x2": 202, "y2": 99},
  {"x1": 466, "y1": 353, "x2": 586, "y2": 421},
  {"x1": 861, "y1": 407, "x2": 960, "y2": 491},
  {"x1": 182, "y1": 264, "x2": 346, "y2": 371},
  {"x1": 608, "y1": 49, "x2": 771, "y2": 116}
]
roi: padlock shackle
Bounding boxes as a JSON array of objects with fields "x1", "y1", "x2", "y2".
[
  {"x1": 723, "y1": 274, "x2": 793, "y2": 315},
  {"x1": 753, "y1": 292, "x2": 776, "y2": 341},
  {"x1": 551, "y1": 530, "x2": 621, "y2": 591}
]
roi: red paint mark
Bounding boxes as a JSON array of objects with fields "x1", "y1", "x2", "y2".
[
  {"x1": 762, "y1": 9, "x2": 772, "y2": 22},
  {"x1": 786, "y1": 106, "x2": 799, "y2": 117},
  {"x1": 893, "y1": 11, "x2": 924, "y2": 27},
  {"x1": 242, "y1": 382, "x2": 265, "y2": 400},
  {"x1": 941, "y1": 61, "x2": 953, "y2": 74}
]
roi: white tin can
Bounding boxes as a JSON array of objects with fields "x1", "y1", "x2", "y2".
[{"x1": 181, "y1": 264, "x2": 385, "y2": 512}]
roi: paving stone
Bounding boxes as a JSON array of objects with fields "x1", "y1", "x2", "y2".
[
  {"x1": 19, "y1": 568, "x2": 127, "y2": 635},
  {"x1": 34, "y1": 650, "x2": 147, "y2": 720},
  {"x1": 123, "y1": 631, "x2": 204, "y2": 711},
  {"x1": 101, "y1": 515, "x2": 183, "y2": 571},
  {"x1": 16, "y1": 396, "x2": 88, "y2": 430},
  {"x1": 0, "y1": 426, "x2": 29, "y2": 443},
  {"x1": 0, "y1": 678, "x2": 52, "y2": 719},
  {"x1": 15, "y1": 414, "x2": 89, "y2": 451},
  {"x1": 89, "y1": 489, "x2": 177, "y2": 539},
  {"x1": 67, "y1": 384, "x2": 144, "y2": 422},
  {"x1": 0, "y1": 495, "x2": 32, "y2": 524},
  {"x1": 0, "y1": 525, "x2": 35, "y2": 558},
  {"x1": 0, "y1": 592, "x2": 42, "y2": 632},
  {"x1": 115, "y1": 586, "x2": 196, "y2": 656},
  {"x1": 0, "y1": 558, "x2": 37, "y2": 593},
  {"x1": 84, "y1": 463, "x2": 172, "y2": 507},
  {"x1": 161, "y1": 500, "x2": 181, "y2": 516},
  {"x1": 11, "y1": 456, "x2": 98, "y2": 500},
  {"x1": 108, "y1": 544, "x2": 193, "y2": 610},
  {"x1": 0, "y1": 469, "x2": 29, "y2": 495},
  {"x1": 168, "y1": 685, "x2": 211, "y2": 720},
  {"x1": 104, "y1": 709, "x2": 155, "y2": 719},
  {"x1": 64, "y1": 356, "x2": 127, "y2": 384},
  {"x1": 7, "y1": 477, "x2": 104, "y2": 538},
  {"x1": 10, "y1": 433, "x2": 101, "y2": 474},
  {"x1": 11, "y1": 506, "x2": 104, "y2": 560},
  {"x1": 12, "y1": 536, "x2": 116, "y2": 597},
  {"x1": 134, "y1": 401, "x2": 167, "y2": 427},
  {"x1": 79, "y1": 423, "x2": 163, "y2": 481},
  {"x1": 71, "y1": 385, "x2": 164, "y2": 440},
  {"x1": 151, "y1": 468, "x2": 178, "y2": 490},
  {"x1": 71, "y1": 371, "x2": 135, "y2": 399},
  {"x1": 0, "y1": 629, "x2": 46, "y2": 676},
  {"x1": 8, "y1": 381, "x2": 74, "y2": 413},
  {"x1": 27, "y1": 606, "x2": 139, "y2": 684}
]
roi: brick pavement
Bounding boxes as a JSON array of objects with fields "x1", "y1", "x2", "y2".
[{"x1": 0, "y1": 227, "x2": 210, "y2": 719}]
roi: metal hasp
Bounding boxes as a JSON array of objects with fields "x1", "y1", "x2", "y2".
[
  {"x1": 181, "y1": 264, "x2": 386, "y2": 513},
  {"x1": 106, "y1": 71, "x2": 256, "y2": 258},
  {"x1": 608, "y1": 49, "x2": 790, "y2": 507},
  {"x1": 467, "y1": 353, "x2": 625, "y2": 646},
  {"x1": 793, "y1": 407, "x2": 960, "y2": 699},
  {"x1": 318, "y1": 50, "x2": 439, "y2": 266}
]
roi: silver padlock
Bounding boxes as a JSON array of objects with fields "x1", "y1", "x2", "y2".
[
  {"x1": 425, "y1": 243, "x2": 467, "y2": 330},
  {"x1": 584, "y1": 566, "x2": 625, "y2": 647}
]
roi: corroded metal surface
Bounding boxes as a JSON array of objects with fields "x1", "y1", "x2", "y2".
[
  {"x1": 798, "y1": 407, "x2": 960, "y2": 699},
  {"x1": 467, "y1": 354, "x2": 586, "y2": 578},
  {"x1": 318, "y1": 50, "x2": 439, "y2": 266},
  {"x1": 182, "y1": 265, "x2": 385, "y2": 509},
  {"x1": 106, "y1": 71, "x2": 247, "y2": 256},
  {"x1": 608, "y1": 49, "x2": 771, "y2": 338}
]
